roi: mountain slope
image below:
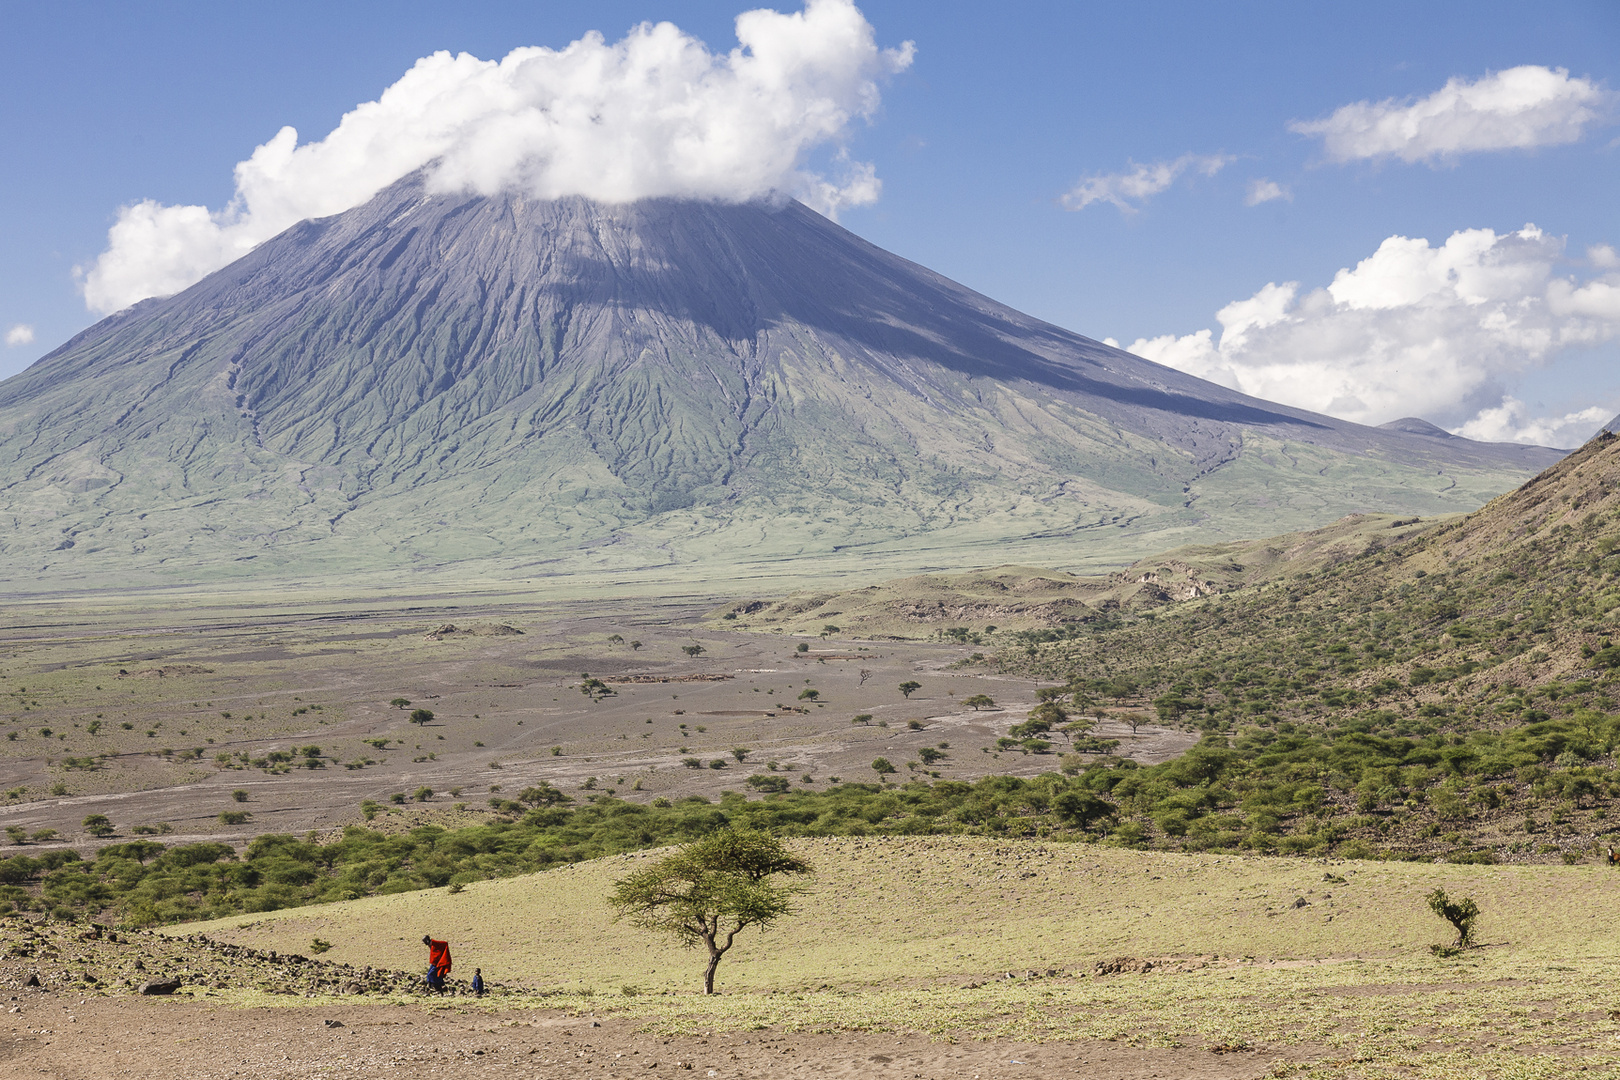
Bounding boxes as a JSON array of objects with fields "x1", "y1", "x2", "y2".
[{"x1": 0, "y1": 174, "x2": 1561, "y2": 590}]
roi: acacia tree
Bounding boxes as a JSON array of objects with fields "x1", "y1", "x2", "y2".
[
  {"x1": 898, "y1": 681, "x2": 921, "y2": 699},
  {"x1": 610, "y1": 829, "x2": 812, "y2": 994}
]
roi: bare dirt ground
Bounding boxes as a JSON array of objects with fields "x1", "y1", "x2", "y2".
[
  {"x1": 0, "y1": 994, "x2": 1289, "y2": 1080},
  {"x1": 0, "y1": 592, "x2": 1192, "y2": 852}
]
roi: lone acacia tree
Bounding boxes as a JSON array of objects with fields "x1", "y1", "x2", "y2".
[{"x1": 610, "y1": 829, "x2": 812, "y2": 994}]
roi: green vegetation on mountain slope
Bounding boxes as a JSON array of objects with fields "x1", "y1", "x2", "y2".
[{"x1": 980, "y1": 432, "x2": 1620, "y2": 860}]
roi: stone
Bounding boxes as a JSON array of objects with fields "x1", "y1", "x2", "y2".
[{"x1": 140, "y1": 979, "x2": 182, "y2": 995}]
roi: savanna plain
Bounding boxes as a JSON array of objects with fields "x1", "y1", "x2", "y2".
[{"x1": 8, "y1": 438, "x2": 1620, "y2": 1077}]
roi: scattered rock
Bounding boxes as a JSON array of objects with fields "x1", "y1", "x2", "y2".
[
  {"x1": 140, "y1": 979, "x2": 182, "y2": 995},
  {"x1": 1093, "y1": 957, "x2": 1154, "y2": 976},
  {"x1": 324, "y1": 1019, "x2": 345, "y2": 1028}
]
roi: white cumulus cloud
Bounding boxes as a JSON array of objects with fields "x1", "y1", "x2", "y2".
[
  {"x1": 4, "y1": 324, "x2": 35, "y2": 347},
  {"x1": 1454, "y1": 398, "x2": 1612, "y2": 448},
  {"x1": 1244, "y1": 178, "x2": 1290, "y2": 206},
  {"x1": 78, "y1": 0, "x2": 914, "y2": 316},
  {"x1": 1119, "y1": 224, "x2": 1620, "y2": 447},
  {"x1": 1291, "y1": 65, "x2": 1612, "y2": 164},
  {"x1": 1060, "y1": 153, "x2": 1232, "y2": 214}
]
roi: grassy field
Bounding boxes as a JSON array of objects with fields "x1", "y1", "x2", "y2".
[{"x1": 167, "y1": 836, "x2": 1620, "y2": 1076}]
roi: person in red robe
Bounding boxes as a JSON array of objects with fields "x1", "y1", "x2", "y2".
[{"x1": 423, "y1": 935, "x2": 451, "y2": 992}]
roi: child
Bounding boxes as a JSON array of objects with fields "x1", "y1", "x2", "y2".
[{"x1": 472, "y1": 968, "x2": 485, "y2": 997}]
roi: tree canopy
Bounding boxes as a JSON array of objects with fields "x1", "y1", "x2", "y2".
[{"x1": 609, "y1": 828, "x2": 811, "y2": 994}]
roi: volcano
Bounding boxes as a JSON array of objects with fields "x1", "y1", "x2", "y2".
[{"x1": 0, "y1": 175, "x2": 1561, "y2": 590}]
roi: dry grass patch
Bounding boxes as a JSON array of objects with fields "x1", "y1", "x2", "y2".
[{"x1": 169, "y1": 835, "x2": 1620, "y2": 1073}]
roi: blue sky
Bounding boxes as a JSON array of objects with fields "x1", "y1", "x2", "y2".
[{"x1": 2, "y1": 0, "x2": 1617, "y2": 444}]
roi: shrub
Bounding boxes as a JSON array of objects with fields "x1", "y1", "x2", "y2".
[
  {"x1": 218, "y1": 810, "x2": 250, "y2": 825},
  {"x1": 1426, "y1": 887, "x2": 1479, "y2": 954}
]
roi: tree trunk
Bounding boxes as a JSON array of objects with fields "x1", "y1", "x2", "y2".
[{"x1": 704, "y1": 948, "x2": 721, "y2": 995}]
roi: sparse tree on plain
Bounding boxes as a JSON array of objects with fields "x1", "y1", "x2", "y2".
[
  {"x1": 962, "y1": 694, "x2": 995, "y2": 711},
  {"x1": 1059, "y1": 718, "x2": 1093, "y2": 742},
  {"x1": 898, "y1": 681, "x2": 921, "y2": 699},
  {"x1": 409, "y1": 708, "x2": 435, "y2": 727},
  {"x1": 390, "y1": 697, "x2": 411, "y2": 710},
  {"x1": 82, "y1": 813, "x2": 113, "y2": 837},
  {"x1": 609, "y1": 828, "x2": 812, "y2": 994},
  {"x1": 519, "y1": 784, "x2": 569, "y2": 806},
  {"x1": 871, "y1": 757, "x2": 897, "y2": 779},
  {"x1": 1426, "y1": 888, "x2": 1480, "y2": 954}
]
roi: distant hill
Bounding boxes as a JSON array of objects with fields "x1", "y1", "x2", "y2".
[{"x1": 0, "y1": 173, "x2": 1560, "y2": 591}]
